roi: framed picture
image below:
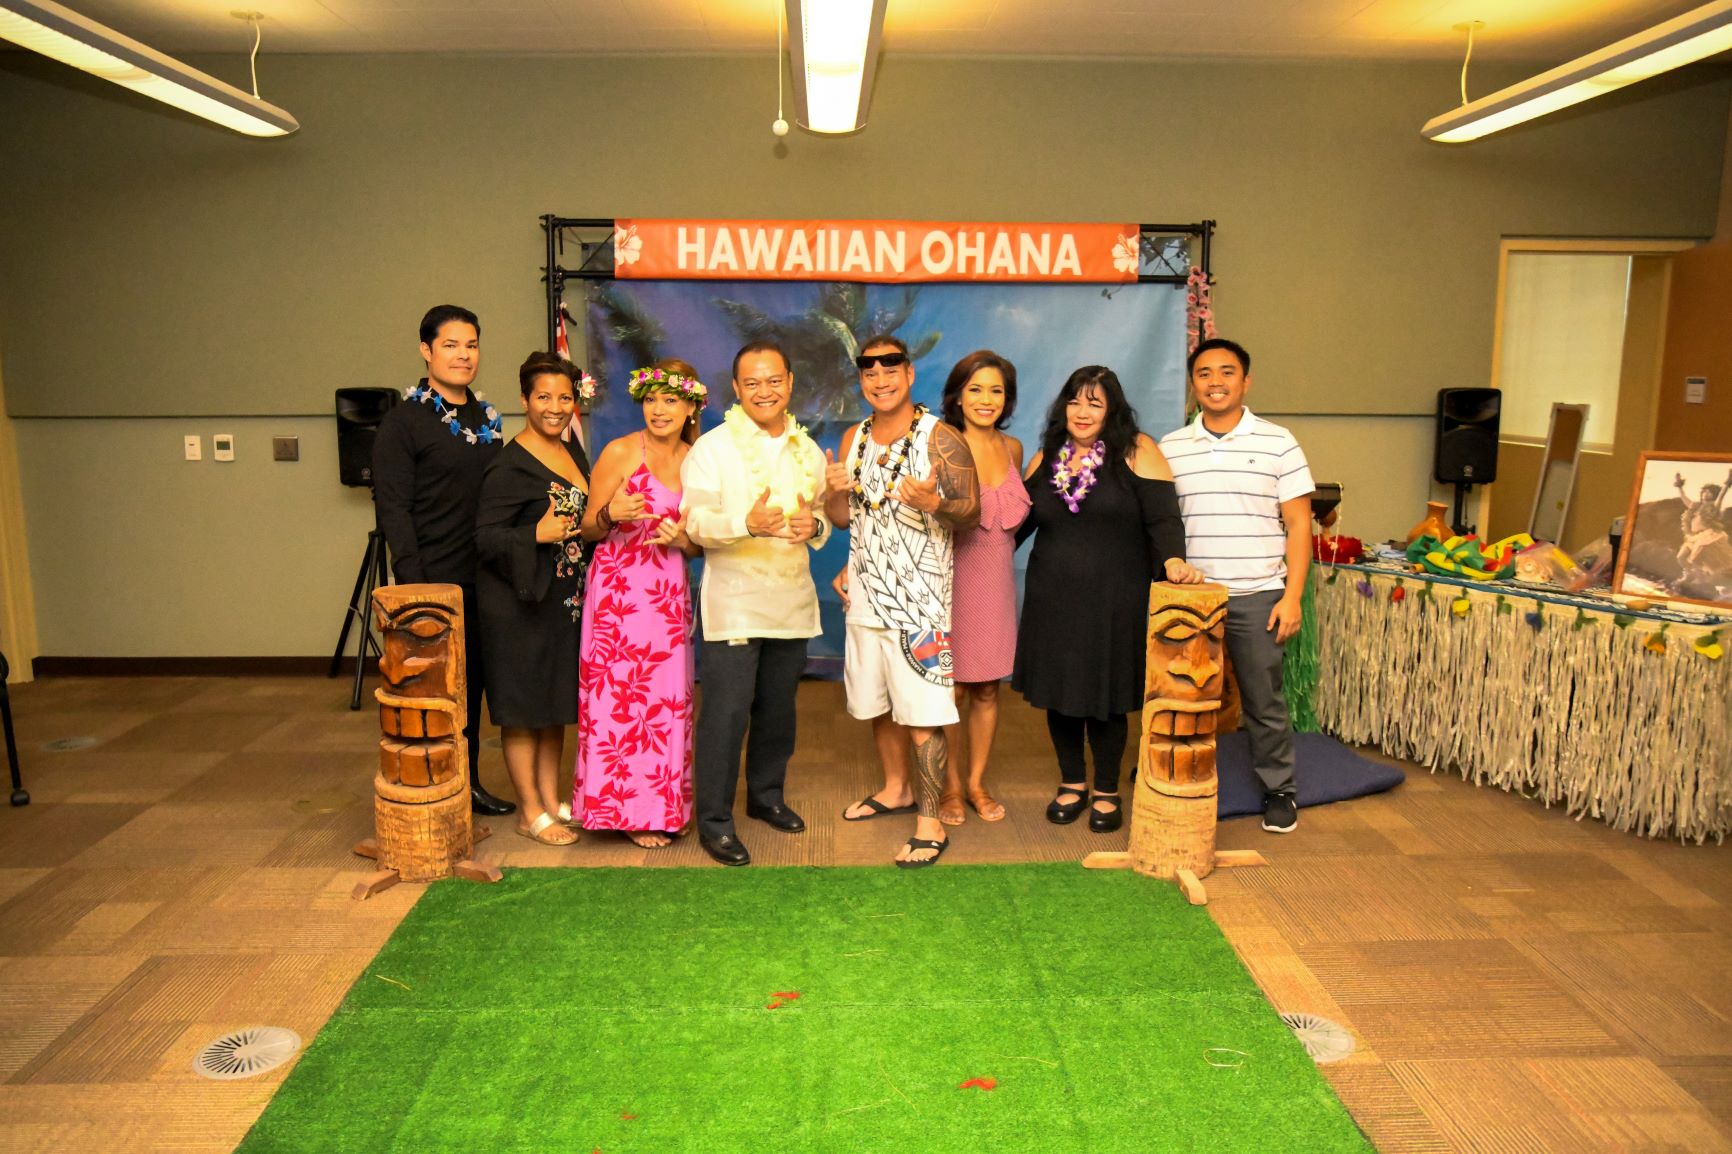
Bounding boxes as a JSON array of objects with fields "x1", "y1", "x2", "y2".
[{"x1": 1613, "y1": 450, "x2": 1732, "y2": 610}]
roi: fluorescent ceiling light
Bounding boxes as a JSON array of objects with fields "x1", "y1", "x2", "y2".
[
  {"x1": 1423, "y1": 0, "x2": 1732, "y2": 143},
  {"x1": 0, "y1": 0, "x2": 298, "y2": 137},
  {"x1": 784, "y1": 0, "x2": 887, "y2": 135}
]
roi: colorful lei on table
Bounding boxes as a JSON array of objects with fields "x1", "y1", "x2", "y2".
[
  {"x1": 1051, "y1": 438, "x2": 1105, "y2": 513},
  {"x1": 627, "y1": 366, "x2": 707, "y2": 407},
  {"x1": 405, "y1": 382, "x2": 502, "y2": 445},
  {"x1": 724, "y1": 404, "x2": 820, "y2": 503},
  {"x1": 850, "y1": 404, "x2": 925, "y2": 512}
]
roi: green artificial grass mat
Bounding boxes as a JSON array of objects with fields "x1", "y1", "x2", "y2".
[{"x1": 237, "y1": 863, "x2": 1371, "y2": 1154}]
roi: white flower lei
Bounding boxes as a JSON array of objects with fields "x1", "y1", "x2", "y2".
[{"x1": 723, "y1": 404, "x2": 820, "y2": 502}]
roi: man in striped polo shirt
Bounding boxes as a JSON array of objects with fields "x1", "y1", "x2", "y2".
[{"x1": 1159, "y1": 338, "x2": 1313, "y2": 833}]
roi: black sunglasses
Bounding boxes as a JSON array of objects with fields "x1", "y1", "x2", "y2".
[{"x1": 855, "y1": 352, "x2": 908, "y2": 370}]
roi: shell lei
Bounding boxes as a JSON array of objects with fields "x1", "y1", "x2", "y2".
[
  {"x1": 850, "y1": 405, "x2": 925, "y2": 512},
  {"x1": 405, "y1": 383, "x2": 502, "y2": 445},
  {"x1": 723, "y1": 405, "x2": 819, "y2": 504},
  {"x1": 1051, "y1": 439, "x2": 1105, "y2": 513}
]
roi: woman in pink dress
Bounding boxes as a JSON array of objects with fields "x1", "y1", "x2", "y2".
[
  {"x1": 574, "y1": 359, "x2": 705, "y2": 847},
  {"x1": 939, "y1": 350, "x2": 1030, "y2": 826}
]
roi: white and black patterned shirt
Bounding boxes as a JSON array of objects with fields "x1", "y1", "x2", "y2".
[
  {"x1": 845, "y1": 409, "x2": 953, "y2": 632},
  {"x1": 1160, "y1": 408, "x2": 1313, "y2": 596}
]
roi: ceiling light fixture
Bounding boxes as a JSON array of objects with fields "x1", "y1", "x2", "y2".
[
  {"x1": 0, "y1": 0, "x2": 299, "y2": 137},
  {"x1": 783, "y1": 0, "x2": 887, "y2": 135},
  {"x1": 1422, "y1": 0, "x2": 1732, "y2": 143}
]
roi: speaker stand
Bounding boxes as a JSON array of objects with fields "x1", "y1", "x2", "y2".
[
  {"x1": 1, "y1": 650, "x2": 26, "y2": 807},
  {"x1": 330, "y1": 528, "x2": 388, "y2": 711},
  {"x1": 1450, "y1": 482, "x2": 1477, "y2": 537}
]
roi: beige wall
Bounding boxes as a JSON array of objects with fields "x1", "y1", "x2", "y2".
[{"x1": 1, "y1": 53, "x2": 1727, "y2": 656}]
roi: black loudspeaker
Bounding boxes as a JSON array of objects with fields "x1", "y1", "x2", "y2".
[
  {"x1": 1434, "y1": 387, "x2": 1500, "y2": 485},
  {"x1": 335, "y1": 388, "x2": 400, "y2": 488}
]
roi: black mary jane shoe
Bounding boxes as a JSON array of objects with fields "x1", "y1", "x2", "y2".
[
  {"x1": 1088, "y1": 794, "x2": 1124, "y2": 834},
  {"x1": 1046, "y1": 786, "x2": 1089, "y2": 825},
  {"x1": 470, "y1": 785, "x2": 517, "y2": 817}
]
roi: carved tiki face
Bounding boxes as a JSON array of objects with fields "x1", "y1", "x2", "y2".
[
  {"x1": 1143, "y1": 584, "x2": 1227, "y2": 785},
  {"x1": 373, "y1": 586, "x2": 467, "y2": 789}
]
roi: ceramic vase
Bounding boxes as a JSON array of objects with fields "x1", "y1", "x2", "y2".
[{"x1": 1405, "y1": 501, "x2": 1452, "y2": 545}]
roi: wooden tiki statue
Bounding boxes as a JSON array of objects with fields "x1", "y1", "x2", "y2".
[
  {"x1": 1132, "y1": 582, "x2": 1228, "y2": 879},
  {"x1": 368, "y1": 583, "x2": 474, "y2": 881}
]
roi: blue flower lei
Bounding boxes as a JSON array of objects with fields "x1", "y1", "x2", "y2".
[{"x1": 405, "y1": 382, "x2": 502, "y2": 445}]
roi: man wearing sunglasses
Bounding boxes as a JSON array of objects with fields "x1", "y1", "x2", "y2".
[{"x1": 824, "y1": 336, "x2": 980, "y2": 868}]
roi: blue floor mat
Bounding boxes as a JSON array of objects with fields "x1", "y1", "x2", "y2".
[{"x1": 1215, "y1": 731, "x2": 1405, "y2": 819}]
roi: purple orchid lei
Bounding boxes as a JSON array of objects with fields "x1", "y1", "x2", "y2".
[{"x1": 1052, "y1": 438, "x2": 1106, "y2": 513}]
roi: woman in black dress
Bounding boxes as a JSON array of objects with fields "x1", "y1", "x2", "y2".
[
  {"x1": 476, "y1": 352, "x2": 591, "y2": 845},
  {"x1": 1012, "y1": 366, "x2": 1189, "y2": 833}
]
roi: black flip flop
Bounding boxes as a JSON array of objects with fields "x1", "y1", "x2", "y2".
[
  {"x1": 842, "y1": 796, "x2": 918, "y2": 822},
  {"x1": 895, "y1": 836, "x2": 949, "y2": 869}
]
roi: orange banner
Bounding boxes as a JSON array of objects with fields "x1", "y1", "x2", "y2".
[{"x1": 611, "y1": 219, "x2": 1142, "y2": 284}]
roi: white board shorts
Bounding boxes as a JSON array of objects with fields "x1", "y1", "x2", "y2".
[{"x1": 843, "y1": 622, "x2": 960, "y2": 728}]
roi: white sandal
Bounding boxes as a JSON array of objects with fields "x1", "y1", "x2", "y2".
[{"x1": 516, "y1": 812, "x2": 578, "y2": 845}]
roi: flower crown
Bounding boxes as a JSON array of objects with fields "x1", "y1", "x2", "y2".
[{"x1": 627, "y1": 366, "x2": 707, "y2": 407}]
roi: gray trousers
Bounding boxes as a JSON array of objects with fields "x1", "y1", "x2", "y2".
[
  {"x1": 1223, "y1": 588, "x2": 1296, "y2": 796},
  {"x1": 693, "y1": 637, "x2": 807, "y2": 840}
]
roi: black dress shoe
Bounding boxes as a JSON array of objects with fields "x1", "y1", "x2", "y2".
[
  {"x1": 745, "y1": 803, "x2": 806, "y2": 833},
  {"x1": 1088, "y1": 795, "x2": 1123, "y2": 833},
  {"x1": 470, "y1": 785, "x2": 516, "y2": 816},
  {"x1": 700, "y1": 833, "x2": 751, "y2": 866}
]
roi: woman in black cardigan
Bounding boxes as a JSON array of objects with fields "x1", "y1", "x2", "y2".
[
  {"x1": 476, "y1": 352, "x2": 591, "y2": 845},
  {"x1": 1011, "y1": 365, "x2": 1189, "y2": 834}
]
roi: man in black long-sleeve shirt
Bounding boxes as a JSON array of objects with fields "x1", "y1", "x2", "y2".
[{"x1": 371, "y1": 304, "x2": 515, "y2": 816}]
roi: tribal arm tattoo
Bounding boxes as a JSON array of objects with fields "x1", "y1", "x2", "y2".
[{"x1": 927, "y1": 422, "x2": 981, "y2": 532}]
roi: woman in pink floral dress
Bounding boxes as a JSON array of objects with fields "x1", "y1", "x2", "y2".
[{"x1": 574, "y1": 359, "x2": 705, "y2": 847}]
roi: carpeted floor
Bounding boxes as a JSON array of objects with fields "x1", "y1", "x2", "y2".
[{"x1": 234, "y1": 863, "x2": 1372, "y2": 1153}]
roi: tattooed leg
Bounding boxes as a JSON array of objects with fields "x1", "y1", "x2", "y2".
[{"x1": 911, "y1": 730, "x2": 948, "y2": 820}]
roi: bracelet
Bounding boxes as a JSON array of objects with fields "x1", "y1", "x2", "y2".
[{"x1": 598, "y1": 506, "x2": 614, "y2": 531}]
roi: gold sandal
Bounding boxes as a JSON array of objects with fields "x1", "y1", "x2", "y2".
[
  {"x1": 939, "y1": 792, "x2": 967, "y2": 827},
  {"x1": 516, "y1": 812, "x2": 578, "y2": 846},
  {"x1": 967, "y1": 789, "x2": 1006, "y2": 822}
]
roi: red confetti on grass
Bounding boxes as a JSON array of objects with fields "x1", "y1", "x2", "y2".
[
  {"x1": 959, "y1": 1077, "x2": 998, "y2": 1091},
  {"x1": 766, "y1": 1001, "x2": 784, "y2": 1010},
  {"x1": 620, "y1": 1113, "x2": 638, "y2": 1121},
  {"x1": 772, "y1": 991, "x2": 801, "y2": 1000}
]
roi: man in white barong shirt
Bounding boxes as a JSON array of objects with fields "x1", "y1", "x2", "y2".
[{"x1": 681, "y1": 340, "x2": 833, "y2": 866}]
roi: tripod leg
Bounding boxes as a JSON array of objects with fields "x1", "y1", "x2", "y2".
[
  {"x1": 330, "y1": 533, "x2": 374, "y2": 678},
  {"x1": 350, "y1": 532, "x2": 384, "y2": 711},
  {"x1": 2, "y1": 678, "x2": 26, "y2": 806}
]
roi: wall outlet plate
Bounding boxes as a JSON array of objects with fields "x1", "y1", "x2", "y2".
[
  {"x1": 213, "y1": 434, "x2": 235, "y2": 462},
  {"x1": 272, "y1": 435, "x2": 299, "y2": 461},
  {"x1": 183, "y1": 434, "x2": 202, "y2": 461}
]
